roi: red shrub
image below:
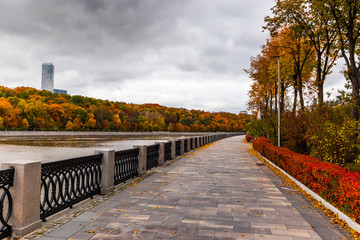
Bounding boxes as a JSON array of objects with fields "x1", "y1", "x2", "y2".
[
  {"x1": 245, "y1": 135, "x2": 253, "y2": 142},
  {"x1": 253, "y1": 137, "x2": 360, "y2": 223}
]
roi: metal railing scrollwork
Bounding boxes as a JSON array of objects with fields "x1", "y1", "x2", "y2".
[
  {"x1": 0, "y1": 167, "x2": 14, "y2": 239},
  {"x1": 146, "y1": 144, "x2": 159, "y2": 170},
  {"x1": 114, "y1": 148, "x2": 139, "y2": 185},
  {"x1": 40, "y1": 154, "x2": 102, "y2": 221}
]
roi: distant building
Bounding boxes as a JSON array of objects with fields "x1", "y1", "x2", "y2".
[
  {"x1": 41, "y1": 63, "x2": 67, "y2": 94},
  {"x1": 41, "y1": 63, "x2": 54, "y2": 92},
  {"x1": 54, "y1": 89, "x2": 67, "y2": 94}
]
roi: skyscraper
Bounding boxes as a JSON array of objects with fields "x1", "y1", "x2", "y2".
[{"x1": 41, "y1": 63, "x2": 54, "y2": 92}]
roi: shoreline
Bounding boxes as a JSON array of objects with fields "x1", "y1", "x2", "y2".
[{"x1": 0, "y1": 130, "x2": 244, "y2": 137}]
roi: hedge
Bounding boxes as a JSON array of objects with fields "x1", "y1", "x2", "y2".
[
  {"x1": 245, "y1": 135, "x2": 253, "y2": 142},
  {"x1": 253, "y1": 137, "x2": 360, "y2": 223}
]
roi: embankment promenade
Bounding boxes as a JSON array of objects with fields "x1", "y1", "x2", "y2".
[{"x1": 32, "y1": 135, "x2": 351, "y2": 240}]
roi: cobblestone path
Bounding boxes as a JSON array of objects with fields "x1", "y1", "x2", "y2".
[{"x1": 39, "y1": 136, "x2": 349, "y2": 240}]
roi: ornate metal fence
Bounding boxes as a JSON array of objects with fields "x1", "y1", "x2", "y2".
[
  {"x1": 175, "y1": 140, "x2": 181, "y2": 156},
  {"x1": 146, "y1": 144, "x2": 159, "y2": 170},
  {"x1": 114, "y1": 148, "x2": 139, "y2": 185},
  {"x1": 40, "y1": 154, "x2": 102, "y2": 221},
  {"x1": 0, "y1": 167, "x2": 14, "y2": 239},
  {"x1": 164, "y1": 142, "x2": 172, "y2": 161}
]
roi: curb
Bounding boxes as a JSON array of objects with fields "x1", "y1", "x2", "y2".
[{"x1": 254, "y1": 149, "x2": 360, "y2": 234}]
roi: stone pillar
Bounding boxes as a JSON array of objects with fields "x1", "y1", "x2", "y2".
[
  {"x1": 199, "y1": 137, "x2": 203, "y2": 147},
  {"x1": 95, "y1": 149, "x2": 115, "y2": 194},
  {"x1": 0, "y1": 160, "x2": 42, "y2": 237},
  {"x1": 156, "y1": 142, "x2": 165, "y2": 166},
  {"x1": 171, "y1": 140, "x2": 176, "y2": 159},
  {"x1": 134, "y1": 145, "x2": 147, "y2": 175},
  {"x1": 186, "y1": 138, "x2": 191, "y2": 152},
  {"x1": 180, "y1": 139, "x2": 185, "y2": 155},
  {"x1": 192, "y1": 137, "x2": 196, "y2": 149}
]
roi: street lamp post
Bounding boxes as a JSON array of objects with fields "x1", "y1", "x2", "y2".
[{"x1": 270, "y1": 56, "x2": 281, "y2": 147}]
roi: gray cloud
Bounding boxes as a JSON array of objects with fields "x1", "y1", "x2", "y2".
[{"x1": 0, "y1": 0, "x2": 274, "y2": 113}]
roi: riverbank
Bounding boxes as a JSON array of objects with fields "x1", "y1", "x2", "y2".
[{"x1": 0, "y1": 130, "x2": 244, "y2": 137}]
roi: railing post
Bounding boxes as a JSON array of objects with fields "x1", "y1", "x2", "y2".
[
  {"x1": 134, "y1": 145, "x2": 147, "y2": 175},
  {"x1": 180, "y1": 139, "x2": 185, "y2": 155},
  {"x1": 192, "y1": 137, "x2": 196, "y2": 149},
  {"x1": 156, "y1": 142, "x2": 165, "y2": 166},
  {"x1": 199, "y1": 136, "x2": 203, "y2": 147},
  {"x1": 171, "y1": 140, "x2": 176, "y2": 159},
  {"x1": 0, "y1": 160, "x2": 42, "y2": 237},
  {"x1": 95, "y1": 150, "x2": 115, "y2": 194},
  {"x1": 186, "y1": 138, "x2": 191, "y2": 152}
]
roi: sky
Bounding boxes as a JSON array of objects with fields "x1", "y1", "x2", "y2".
[{"x1": 0, "y1": 0, "x2": 347, "y2": 113}]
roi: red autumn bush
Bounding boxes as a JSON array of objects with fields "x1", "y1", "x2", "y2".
[
  {"x1": 253, "y1": 137, "x2": 360, "y2": 223},
  {"x1": 245, "y1": 135, "x2": 253, "y2": 142}
]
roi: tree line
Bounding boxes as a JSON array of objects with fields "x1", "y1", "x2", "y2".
[
  {"x1": 246, "y1": 0, "x2": 360, "y2": 168},
  {"x1": 248, "y1": 0, "x2": 360, "y2": 119},
  {"x1": 0, "y1": 86, "x2": 249, "y2": 132}
]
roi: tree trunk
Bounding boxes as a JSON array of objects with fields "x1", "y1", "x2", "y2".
[
  {"x1": 293, "y1": 74, "x2": 297, "y2": 113},
  {"x1": 298, "y1": 76, "x2": 304, "y2": 110},
  {"x1": 293, "y1": 87, "x2": 298, "y2": 113},
  {"x1": 280, "y1": 82, "x2": 285, "y2": 113},
  {"x1": 316, "y1": 54, "x2": 324, "y2": 105},
  {"x1": 350, "y1": 73, "x2": 360, "y2": 120}
]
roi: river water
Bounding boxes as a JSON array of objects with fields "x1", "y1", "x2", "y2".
[{"x1": 0, "y1": 135, "x2": 182, "y2": 163}]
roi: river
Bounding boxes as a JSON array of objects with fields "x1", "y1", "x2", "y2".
[{"x1": 0, "y1": 133, "x2": 191, "y2": 163}]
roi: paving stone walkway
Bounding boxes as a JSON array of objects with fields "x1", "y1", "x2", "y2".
[{"x1": 38, "y1": 136, "x2": 350, "y2": 240}]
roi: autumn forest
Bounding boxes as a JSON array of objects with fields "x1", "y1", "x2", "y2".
[{"x1": 0, "y1": 86, "x2": 249, "y2": 132}]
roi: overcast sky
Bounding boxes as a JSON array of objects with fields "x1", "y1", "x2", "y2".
[{"x1": 0, "y1": 0, "x2": 347, "y2": 113}]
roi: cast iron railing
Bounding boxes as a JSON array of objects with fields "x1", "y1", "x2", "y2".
[
  {"x1": 114, "y1": 148, "x2": 139, "y2": 185},
  {"x1": 175, "y1": 140, "x2": 181, "y2": 156},
  {"x1": 146, "y1": 144, "x2": 160, "y2": 170},
  {"x1": 40, "y1": 154, "x2": 102, "y2": 221},
  {"x1": 146, "y1": 144, "x2": 159, "y2": 170},
  {"x1": 0, "y1": 167, "x2": 14, "y2": 239},
  {"x1": 164, "y1": 142, "x2": 172, "y2": 161}
]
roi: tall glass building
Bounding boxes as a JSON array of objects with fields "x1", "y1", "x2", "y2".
[{"x1": 41, "y1": 63, "x2": 54, "y2": 92}]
